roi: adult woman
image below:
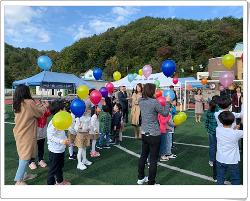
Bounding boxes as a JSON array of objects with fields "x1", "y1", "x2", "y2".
[
  {"x1": 231, "y1": 86, "x2": 243, "y2": 125},
  {"x1": 13, "y1": 84, "x2": 48, "y2": 185},
  {"x1": 194, "y1": 89, "x2": 204, "y2": 123},
  {"x1": 137, "y1": 83, "x2": 170, "y2": 185},
  {"x1": 131, "y1": 83, "x2": 143, "y2": 139}
]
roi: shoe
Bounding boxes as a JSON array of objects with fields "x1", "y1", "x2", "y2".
[
  {"x1": 15, "y1": 181, "x2": 27, "y2": 185},
  {"x1": 90, "y1": 151, "x2": 100, "y2": 158},
  {"x1": 96, "y1": 145, "x2": 103, "y2": 150},
  {"x1": 168, "y1": 154, "x2": 177, "y2": 159},
  {"x1": 77, "y1": 163, "x2": 87, "y2": 170},
  {"x1": 38, "y1": 160, "x2": 47, "y2": 168},
  {"x1": 137, "y1": 176, "x2": 148, "y2": 185},
  {"x1": 69, "y1": 155, "x2": 76, "y2": 160},
  {"x1": 83, "y1": 160, "x2": 92, "y2": 166},
  {"x1": 103, "y1": 145, "x2": 111, "y2": 149},
  {"x1": 56, "y1": 180, "x2": 71, "y2": 185},
  {"x1": 208, "y1": 161, "x2": 213, "y2": 167},
  {"x1": 214, "y1": 179, "x2": 217, "y2": 182},
  {"x1": 29, "y1": 162, "x2": 37, "y2": 170},
  {"x1": 224, "y1": 181, "x2": 231, "y2": 185},
  {"x1": 23, "y1": 173, "x2": 37, "y2": 181},
  {"x1": 110, "y1": 141, "x2": 116, "y2": 145},
  {"x1": 160, "y1": 156, "x2": 169, "y2": 161},
  {"x1": 154, "y1": 183, "x2": 161, "y2": 185}
]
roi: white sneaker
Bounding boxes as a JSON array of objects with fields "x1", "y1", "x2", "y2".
[
  {"x1": 224, "y1": 181, "x2": 231, "y2": 185},
  {"x1": 77, "y1": 163, "x2": 87, "y2": 170},
  {"x1": 83, "y1": 160, "x2": 92, "y2": 166},
  {"x1": 154, "y1": 183, "x2": 161, "y2": 185},
  {"x1": 208, "y1": 161, "x2": 213, "y2": 167},
  {"x1": 137, "y1": 176, "x2": 148, "y2": 185},
  {"x1": 168, "y1": 154, "x2": 177, "y2": 159}
]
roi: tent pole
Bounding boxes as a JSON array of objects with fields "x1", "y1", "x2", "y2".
[
  {"x1": 12, "y1": 85, "x2": 14, "y2": 111},
  {"x1": 184, "y1": 81, "x2": 187, "y2": 111},
  {"x1": 179, "y1": 86, "x2": 182, "y2": 111}
]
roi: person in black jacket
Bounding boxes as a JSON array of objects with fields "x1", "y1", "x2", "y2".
[
  {"x1": 118, "y1": 86, "x2": 129, "y2": 124},
  {"x1": 105, "y1": 95, "x2": 113, "y2": 116},
  {"x1": 111, "y1": 103, "x2": 123, "y2": 144}
]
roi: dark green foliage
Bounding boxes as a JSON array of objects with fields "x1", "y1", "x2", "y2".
[{"x1": 5, "y1": 17, "x2": 242, "y2": 87}]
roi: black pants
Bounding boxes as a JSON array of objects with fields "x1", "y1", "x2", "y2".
[
  {"x1": 47, "y1": 151, "x2": 65, "y2": 185},
  {"x1": 29, "y1": 138, "x2": 45, "y2": 163},
  {"x1": 122, "y1": 108, "x2": 129, "y2": 123},
  {"x1": 112, "y1": 130, "x2": 120, "y2": 144},
  {"x1": 213, "y1": 161, "x2": 217, "y2": 180},
  {"x1": 138, "y1": 134, "x2": 161, "y2": 185}
]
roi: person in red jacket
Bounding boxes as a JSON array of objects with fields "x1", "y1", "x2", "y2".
[{"x1": 29, "y1": 100, "x2": 51, "y2": 169}]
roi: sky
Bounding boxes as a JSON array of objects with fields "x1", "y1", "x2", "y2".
[{"x1": 4, "y1": 6, "x2": 243, "y2": 51}]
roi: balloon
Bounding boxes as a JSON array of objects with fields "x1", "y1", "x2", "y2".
[
  {"x1": 155, "y1": 89, "x2": 162, "y2": 98},
  {"x1": 37, "y1": 55, "x2": 52, "y2": 70},
  {"x1": 154, "y1": 80, "x2": 160, "y2": 88},
  {"x1": 163, "y1": 89, "x2": 175, "y2": 101},
  {"x1": 113, "y1": 71, "x2": 121, "y2": 81},
  {"x1": 173, "y1": 114, "x2": 183, "y2": 126},
  {"x1": 106, "y1": 82, "x2": 114, "y2": 94},
  {"x1": 77, "y1": 85, "x2": 89, "y2": 100},
  {"x1": 219, "y1": 72, "x2": 234, "y2": 88},
  {"x1": 70, "y1": 99, "x2": 86, "y2": 118},
  {"x1": 133, "y1": 73, "x2": 137, "y2": 78},
  {"x1": 90, "y1": 90, "x2": 102, "y2": 105},
  {"x1": 52, "y1": 111, "x2": 72, "y2": 130},
  {"x1": 222, "y1": 54, "x2": 235, "y2": 69},
  {"x1": 201, "y1": 78, "x2": 208, "y2": 85},
  {"x1": 178, "y1": 112, "x2": 187, "y2": 122},
  {"x1": 161, "y1": 59, "x2": 176, "y2": 77},
  {"x1": 93, "y1": 68, "x2": 102, "y2": 80},
  {"x1": 157, "y1": 96, "x2": 166, "y2": 107},
  {"x1": 138, "y1": 69, "x2": 143, "y2": 76},
  {"x1": 128, "y1": 74, "x2": 134, "y2": 82},
  {"x1": 219, "y1": 85, "x2": 225, "y2": 91},
  {"x1": 173, "y1": 77, "x2": 178, "y2": 84},
  {"x1": 142, "y1": 65, "x2": 152, "y2": 78},
  {"x1": 99, "y1": 87, "x2": 108, "y2": 97}
]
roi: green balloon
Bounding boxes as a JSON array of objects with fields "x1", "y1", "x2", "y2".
[{"x1": 154, "y1": 80, "x2": 160, "y2": 88}]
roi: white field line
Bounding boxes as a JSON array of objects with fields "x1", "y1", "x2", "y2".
[
  {"x1": 123, "y1": 135, "x2": 209, "y2": 148},
  {"x1": 4, "y1": 122, "x2": 15, "y2": 125},
  {"x1": 114, "y1": 145, "x2": 215, "y2": 183}
]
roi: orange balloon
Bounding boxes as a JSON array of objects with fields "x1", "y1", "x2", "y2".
[{"x1": 201, "y1": 79, "x2": 208, "y2": 85}]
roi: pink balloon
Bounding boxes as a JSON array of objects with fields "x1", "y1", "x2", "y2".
[
  {"x1": 142, "y1": 65, "x2": 152, "y2": 78},
  {"x1": 90, "y1": 90, "x2": 102, "y2": 105},
  {"x1": 219, "y1": 72, "x2": 234, "y2": 88},
  {"x1": 173, "y1": 77, "x2": 178, "y2": 84},
  {"x1": 157, "y1": 96, "x2": 166, "y2": 107},
  {"x1": 106, "y1": 82, "x2": 114, "y2": 94}
]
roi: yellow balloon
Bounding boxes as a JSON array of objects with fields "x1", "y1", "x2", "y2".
[
  {"x1": 77, "y1": 85, "x2": 89, "y2": 99},
  {"x1": 52, "y1": 111, "x2": 73, "y2": 130},
  {"x1": 138, "y1": 69, "x2": 143, "y2": 76},
  {"x1": 222, "y1": 54, "x2": 235, "y2": 69},
  {"x1": 173, "y1": 114, "x2": 184, "y2": 126},
  {"x1": 113, "y1": 71, "x2": 122, "y2": 81},
  {"x1": 178, "y1": 112, "x2": 187, "y2": 121}
]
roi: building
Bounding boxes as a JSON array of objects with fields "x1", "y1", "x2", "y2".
[
  {"x1": 208, "y1": 42, "x2": 243, "y2": 80},
  {"x1": 81, "y1": 69, "x2": 106, "y2": 89},
  {"x1": 197, "y1": 72, "x2": 209, "y2": 80}
]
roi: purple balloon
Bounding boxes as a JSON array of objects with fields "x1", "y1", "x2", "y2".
[
  {"x1": 219, "y1": 72, "x2": 234, "y2": 88},
  {"x1": 99, "y1": 87, "x2": 108, "y2": 97},
  {"x1": 142, "y1": 65, "x2": 152, "y2": 78}
]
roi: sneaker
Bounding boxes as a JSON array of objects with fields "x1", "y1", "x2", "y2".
[
  {"x1": 38, "y1": 160, "x2": 47, "y2": 168},
  {"x1": 137, "y1": 176, "x2": 149, "y2": 185},
  {"x1": 154, "y1": 183, "x2": 161, "y2": 185},
  {"x1": 69, "y1": 155, "x2": 76, "y2": 160},
  {"x1": 83, "y1": 160, "x2": 92, "y2": 166},
  {"x1": 77, "y1": 163, "x2": 87, "y2": 170},
  {"x1": 224, "y1": 181, "x2": 231, "y2": 185},
  {"x1": 96, "y1": 145, "x2": 103, "y2": 150},
  {"x1": 103, "y1": 145, "x2": 111, "y2": 149},
  {"x1": 90, "y1": 151, "x2": 100, "y2": 158},
  {"x1": 15, "y1": 181, "x2": 27, "y2": 185},
  {"x1": 23, "y1": 173, "x2": 37, "y2": 181},
  {"x1": 208, "y1": 161, "x2": 214, "y2": 167},
  {"x1": 109, "y1": 141, "x2": 116, "y2": 145},
  {"x1": 29, "y1": 162, "x2": 37, "y2": 170},
  {"x1": 56, "y1": 180, "x2": 71, "y2": 185},
  {"x1": 160, "y1": 156, "x2": 169, "y2": 161},
  {"x1": 168, "y1": 154, "x2": 177, "y2": 159}
]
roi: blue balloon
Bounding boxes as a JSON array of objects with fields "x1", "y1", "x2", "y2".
[
  {"x1": 37, "y1": 55, "x2": 52, "y2": 70},
  {"x1": 70, "y1": 98, "x2": 86, "y2": 118},
  {"x1": 161, "y1": 59, "x2": 176, "y2": 77},
  {"x1": 128, "y1": 74, "x2": 134, "y2": 83},
  {"x1": 93, "y1": 68, "x2": 102, "y2": 80},
  {"x1": 163, "y1": 89, "x2": 175, "y2": 101}
]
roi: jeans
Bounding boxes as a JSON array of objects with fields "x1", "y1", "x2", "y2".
[
  {"x1": 122, "y1": 107, "x2": 129, "y2": 123},
  {"x1": 166, "y1": 132, "x2": 173, "y2": 155},
  {"x1": 99, "y1": 132, "x2": 110, "y2": 147},
  {"x1": 159, "y1": 133, "x2": 167, "y2": 156},
  {"x1": 216, "y1": 161, "x2": 240, "y2": 185},
  {"x1": 208, "y1": 134, "x2": 217, "y2": 162},
  {"x1": 14, "y1": 159, "x2": 29, "y2": 181},
  {"x1": 30, "y1": 138, "x2": 46, "y2": 163},
  {"x1": 138, "y1": 134, "x2": 161, "y2": 185}
]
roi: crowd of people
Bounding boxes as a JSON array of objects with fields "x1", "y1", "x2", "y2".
[{"x1": 11, "y1": 82, "x2": 243, "y2": 185}]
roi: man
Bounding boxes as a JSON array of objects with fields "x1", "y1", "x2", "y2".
[
  {"x1": 169, "y1": 85, "x2": 178, "y2": 103},
  {"x1": 118, "y1": 86, "x2": 129, "y2": 124}
]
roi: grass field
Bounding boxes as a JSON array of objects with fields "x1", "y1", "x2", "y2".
[{"x1": 4, "y1": 105, "x2": 243, "y2": 185}]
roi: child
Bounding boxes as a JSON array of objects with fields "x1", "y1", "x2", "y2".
[
  {"x1": 112, "y1": 103, "x2": 123, "y2": 145},
  {"x1": 29, "y1": 100, "x2": 51, "y2": 169},
  {"x1": 97, "y1": 105, "x2": 112, "y2": 149},
  {"x1": 67, "y1": 112, "x2": 77, "y2": 160},
  {"x1": 47, "y1": 100, "x2": 71, "y2": 185},
  {"x1": 216, "y1": 111, "x2": 243, "y2": 185},
  {"x1": 74, "y1": 112, "x2": 92, "y2": 170},
  {"x1": 89, "y1": 106, "x2": 101, "y2": 157},
  {"x1": 165, "y1": 114, "x2": 176, "y2": 159},
  {"x1": 205, "y1": 100, "x2": 218, "y2": 180}
]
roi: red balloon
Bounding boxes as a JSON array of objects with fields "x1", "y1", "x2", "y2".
[
  {"x1": 157, "y1": 96, "x2": 166, "y2": 107},
  {"x1": 90, "y1": 90, "x2": 102, "y2": 105},
  {"x1": 173, "y1": 77, "x2": 178, "y2": 84},
  {"x1": 155, "y1": 89, "x2": 162, "y2": 98},
  {"x1": 106, "y1": 82, "x2": 114, "y2": 94}
]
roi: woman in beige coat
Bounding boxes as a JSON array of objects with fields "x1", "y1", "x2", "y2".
[
  {"x1": 131, "y1": 83, "x2": 143, "y2": 139},
  {"x1": 13, "y1": 85, "x2": 48, "y2": 185}
]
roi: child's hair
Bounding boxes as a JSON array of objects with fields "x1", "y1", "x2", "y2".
[
  {"x1": 49, "y1": 100, "x2": 65, "y2": 115},
  {"x1": 217, "y1": 96, "x2": 232, "y2": 109},
  {"x1": 114, "y1": 103, "x2": 122, "y2": 111},
  {"x1": 13, "y1": 84, "x2": 33, "y2": 113},
  {"x1": 211, "y1": 95, "x2": 220, "y2": 104},
  {"x1": 208, "y1": 100, "x2": 217, "y2": 112},
  {"x1": 102, "y1": 105, "x2": 109, "y2": 113},
  {"x1": 218, "y1": 111, "x2": 235, "y2": 126}
]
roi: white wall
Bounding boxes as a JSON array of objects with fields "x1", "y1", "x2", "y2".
[{"x1": 35, "y1": 86, "x2": 65, "y2": 96}]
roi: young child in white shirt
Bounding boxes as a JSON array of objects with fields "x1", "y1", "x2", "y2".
[
  {"x1": 216, "y1": 111, "x2": 243, "y2": 185},
  {"x1": 67, "y1": 112, "x2": 77, "y2": 160},
  {"x1": 47, "y1": 100, "x2": 71, "y2": 185}
]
